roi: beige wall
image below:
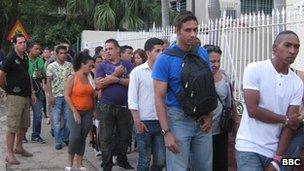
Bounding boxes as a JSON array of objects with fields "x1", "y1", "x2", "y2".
[
  {"x1": 186, "y1": 0, "x2": 209, "y2": 23},
  {"x1": 185, "y1": 0, "x2": 241, "y2": 23}
]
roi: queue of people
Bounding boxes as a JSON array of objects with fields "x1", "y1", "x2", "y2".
[{"x1": 0, "y1": 10, "x2": 304, "y2": 171}]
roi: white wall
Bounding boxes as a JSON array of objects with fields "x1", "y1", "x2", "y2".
[
  {"x1": 286, "y1": 0, "x2": 304, "y2": 71},
  {"x1": 81, "y1": 30, "x2": 117, "y2": 56},
  {"x1": 81, "y1": 30, "x2": 166, "y2": 56}
]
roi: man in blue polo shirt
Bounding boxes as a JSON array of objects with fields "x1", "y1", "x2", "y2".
[{"x1": 152, "y1": 11, "x2": 213, "y2": 171}]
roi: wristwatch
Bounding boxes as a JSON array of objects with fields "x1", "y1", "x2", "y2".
[{"x1": 161, "y1": 128, "x2": 171, "y2": 136}]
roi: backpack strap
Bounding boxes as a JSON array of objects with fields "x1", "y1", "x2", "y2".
[
  {"x1": 216, "y1": 92, "x2": 225, "y2": 105},
  {"x1": 162, "y1": 47, "x2": 186, "y2": 58},
  {"x1": 162, "y1": 46, "x2": 200, "y2": 58},
  {"x1": 221, "y1": 70, "x2": 233, "y2": 108}
]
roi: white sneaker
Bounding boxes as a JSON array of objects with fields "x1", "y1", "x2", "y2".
[
  {"x1": 94, "y1": 149, "x2": 102, "y2": 157},
  {"x1": 64, "y1": 166, "x2": 72, "y2": 171},
  {"x1": 112, "y1": 155, "x2": 117, "y2": 164},
  {"x1": 78, "y1": 166, "x2": 86, "y2": 171}
]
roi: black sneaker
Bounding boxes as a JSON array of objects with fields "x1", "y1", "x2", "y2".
[
  {"x1": 50, "y1": 129, "x2": 54, "y2": 137},
  {"x1": 117, "y1": 162, "x2": 134, "y2": 170},
  {"x1": 55, "y1": 143, "x2": 63, "y2": 150},
  {"x1": 63, "y1": 140, "x2": 69, "y2": 146},
  {"x1": 31, "y1": 137, "x2": 46, "y2": 144},
  {"x1": 100, "y1": 162, "x2": 114, "y2": 171}
]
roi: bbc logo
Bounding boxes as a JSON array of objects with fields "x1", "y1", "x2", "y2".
[{"x1": 281, "y1": 158, "x2": 301, "y2": 166}]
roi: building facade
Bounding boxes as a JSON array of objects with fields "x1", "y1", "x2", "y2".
[{"x1": 170, "y1": 0, "x2": 276, "y2": 22}]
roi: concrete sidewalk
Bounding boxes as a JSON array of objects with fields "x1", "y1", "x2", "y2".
[{"x1": 0, "y1": 100, "x2": 138, "y2": 171}]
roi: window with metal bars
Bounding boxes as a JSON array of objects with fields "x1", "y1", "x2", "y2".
[
  {"x1": 240, "y1": 0, "x2": 273, "y2": 14},
  {"x1": 170, "y1": 0, "x2": 187, "y2": 12}
]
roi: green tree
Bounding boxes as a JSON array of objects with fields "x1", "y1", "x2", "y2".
[
  {"x1": 0, "y1": 0, "x2": 19, "y2": 54},
  {"x1": 66, "y1": 0, "x2": 164, "y2": 31},
  {"x1": 0, "y1": 0, "x2": 177, "y2": 54}
]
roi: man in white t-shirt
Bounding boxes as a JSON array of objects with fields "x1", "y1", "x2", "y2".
[
  {"x1": 128, "y1": 38, "x2": 165, "y2": 171},
  {"x1": 235, "y1": 30, "x2": 304, "y2": 171}
]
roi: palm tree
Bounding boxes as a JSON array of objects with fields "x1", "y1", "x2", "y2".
[{"x1": 66, "y1": 0, "x2": 161, "y2": 31}]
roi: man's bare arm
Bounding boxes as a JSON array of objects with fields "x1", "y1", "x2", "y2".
[
  {"x1": 276, "y1": 105, "x2": 300, "y2": 156},
  {"x1": 245, "y1": 89, "x2": 300, "y2": 161},
  {"x1": 0, "y1": 70, "x2": 7, "y2": 90},
  {"x1": 46, "y1": 76, "x2": 53, "y2": 97},
  {"x1": 96, "y1": 76, "x2": 129, "y2": 90},
  {"x1": 154, "y1": 80, "x2": 169, "y2": 131},
  {"x1": 244, "y1": 89, "x2": 286, "y2": 123},
  {"x1": 154, "y1": 79, "x2": 179, "y2": 154}
]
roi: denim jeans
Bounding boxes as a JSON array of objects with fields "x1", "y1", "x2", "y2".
[
  {"x1": 236, "y1": 127, "x2": 304, "y2": 171},
  {"x1": 98, "y1": 103, "x2": 131, "y2": 169},
  {"x1": 31, "y1": 98, "x2": 43, "y2": 138},
  {"x1": 136, "y1": 120, "x2": 166, "y2": 171},
  {"x1": 50, "y1": 96, "x2": 70, "y2": 146},
  {"x1": 166, "y1": 107, "x2": 213, "y2": 171},
  {"x1": 236, "y1": 151, "x2": 272, "y2": 171},
  {"x1": 282, "y1": 126, "x2": 304, "y2": 171}
]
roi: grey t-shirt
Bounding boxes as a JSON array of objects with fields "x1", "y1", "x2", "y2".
[{"x1": 212, "y1": 73, "x2": 229, "y2": 135}]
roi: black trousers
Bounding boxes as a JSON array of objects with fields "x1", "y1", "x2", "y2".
[{"x1": 213, "y1": 132, "x2": 228, "y2": 171}]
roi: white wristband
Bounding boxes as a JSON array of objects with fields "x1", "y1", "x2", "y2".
[{"x1": 270, "y1": 161, "x2": 281, "y2": 171}]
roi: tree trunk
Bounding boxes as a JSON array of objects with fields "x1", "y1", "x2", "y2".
[{"x1": 161, "y1": 0, "x2": 169, "y2": 29}]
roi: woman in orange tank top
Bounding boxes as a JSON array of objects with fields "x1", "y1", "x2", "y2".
[{"x1": 64, "y1": 52, "x2": 94, "y2": 171}]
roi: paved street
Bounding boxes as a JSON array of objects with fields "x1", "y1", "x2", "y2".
[{"x1": 0, "y1": 97, "x2": 137, "y2": 171}]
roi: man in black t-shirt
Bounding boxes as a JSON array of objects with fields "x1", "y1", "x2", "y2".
[
  {"x1": 0, "y1": 34, "x2": 37, "y2": 165},
  {"x1": 0, "y1": 48, "x2": 4, "y2": 66}
]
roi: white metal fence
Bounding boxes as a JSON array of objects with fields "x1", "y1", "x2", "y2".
[{"x1": 85, "y1": 7, "x2": 304, "y2": 102}]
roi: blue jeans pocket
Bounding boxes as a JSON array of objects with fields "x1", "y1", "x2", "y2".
[{"x1": 167, "y1": 107, "x2": 186, "y2": 122}]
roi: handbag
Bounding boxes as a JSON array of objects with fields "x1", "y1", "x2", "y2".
[{"x1": 216, "y1": 83, "x2": 235, "y2": 132}]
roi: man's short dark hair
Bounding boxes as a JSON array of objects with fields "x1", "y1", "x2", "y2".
[
  {"x1": 12, "y1": 33, "x2": 25, "y2": 44},
  {"x1": 120, "y1": 45, "x2": 133, "y2": 54},
  {"x1": 43, "y1": 47, "x2": 50, "y2": 51},
  {"x1": 144, "y1": 38, "x2": 164, "y2": 51},
  {"x1": 105, "y1": 39, "x2": 120, "y2": 48},
  {"x1": 55, "y1": 45, "x2": 68, "y2": 54},
  {"x1": 173, "y1": 11, "x2": 198, "y2": 30},
  {"x1": 61, "y1": 38, "x2": 71, "y2": 46},
  {"x1": 274, "y1": 30, "x2": 299, "y2": 45},
  {"x1": 94, "y1": 46, "x2": 103, "y2": 53},
  {"x1": 28, "y1": 42, "x2": 41, "y2": 50}
]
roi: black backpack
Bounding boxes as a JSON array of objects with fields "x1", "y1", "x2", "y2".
[{"x1": 163, "y1": 46, "x2": 218, "y2": 121}]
